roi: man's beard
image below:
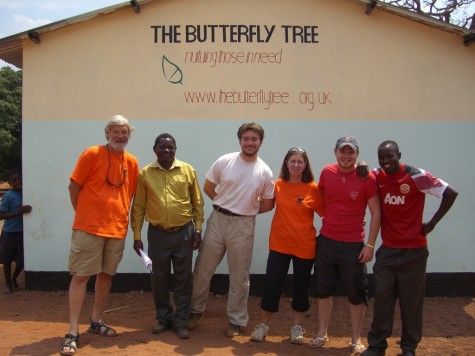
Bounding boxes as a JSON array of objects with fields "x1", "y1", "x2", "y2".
[{"x1": 108, "y1": 140, "x2": 128, "y2": 151}]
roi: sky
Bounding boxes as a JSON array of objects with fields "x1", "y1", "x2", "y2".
[{"x1": 0, "y1": 0, "x2": 123, "y2": 68}]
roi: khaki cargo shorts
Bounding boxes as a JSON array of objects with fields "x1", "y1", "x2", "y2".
[{"x1": 68, "y1": 229, "x2": 125, "y2": 276}]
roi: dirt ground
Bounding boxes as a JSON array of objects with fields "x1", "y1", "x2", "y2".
[{"x1": 0, "y1": 269, "x2": 474, "y2": 356}]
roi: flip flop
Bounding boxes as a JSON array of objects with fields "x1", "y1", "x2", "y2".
[
  {"x1": 308, "y1": 335, "x2": 329, "y2": 348},
  {"x1": 349, "y1": 342, "x2": 366, "y2": 354}
]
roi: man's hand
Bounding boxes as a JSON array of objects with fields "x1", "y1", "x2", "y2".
[
  {"x1": 192, "y1": 231, "x2": 202, "y2": 250},
  {"x1": 358, "y1": 245, "x2": 374, "y2": 264},
  {"x1": 421, "y1": 222, "x2": 435, "y2": 236},
  {"x1": 356, "y1": 161, "x2": 369, "y2": 180},
  {"x1": 133, "y1": 240, "x2": 144, "y2": 257}
]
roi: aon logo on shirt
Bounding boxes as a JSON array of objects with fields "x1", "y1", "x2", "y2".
[{"x1": 384, "y1": 193, "x2": 405, "y2": 205}]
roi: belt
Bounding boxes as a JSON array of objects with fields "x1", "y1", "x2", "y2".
[
  {"x1": 213, "y1": 204, "x2": 245, "y2": 218},
  {"x1": 153, "y1": 222, "x2": 190, "y2": 233}
]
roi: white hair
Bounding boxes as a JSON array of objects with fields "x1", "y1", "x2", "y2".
[{"x1": 104, "y1": 115, "x2": 134, "y2": 140}]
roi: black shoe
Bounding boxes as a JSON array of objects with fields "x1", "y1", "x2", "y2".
[
  {"x1": 402, "y1": 350, "x2": 415, "y2": 356},
  {"x1": 186, "y1": 313, "x2": 202, "y2": 330},
  {"x1": 152, "y1": 322, "x2": 171, "y2": 334},
  {"x1": 175, "y1": 327, "x2": 190, "y2": 339},
  {"x1": 225, "y1": 323, "x2": 243, "y2": 338},
  {"x1": 361, "y1": 346, "x2": 386, "y2": 356}
]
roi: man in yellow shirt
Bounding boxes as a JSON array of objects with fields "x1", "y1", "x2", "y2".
[{"x1": 131, "y1": 133, "x2": 204, "y2": 339}]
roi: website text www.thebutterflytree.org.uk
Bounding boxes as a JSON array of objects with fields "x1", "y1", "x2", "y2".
[{"x1": 183, "y1": 89, "x2": 331, "y2": 111}]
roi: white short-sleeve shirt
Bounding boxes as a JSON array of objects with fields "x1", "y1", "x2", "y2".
[{"x1": 206, "y1": 152, "x2": 275, "y2": 216}]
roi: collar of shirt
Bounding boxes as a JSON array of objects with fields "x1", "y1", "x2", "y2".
[{"x1": 152, "y1": 159, "x2": 186, "y2": 171}]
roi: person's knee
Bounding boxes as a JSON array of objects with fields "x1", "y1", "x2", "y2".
[
  {"x1": 70, "y1": 275, "x2": 90, "y2": 288},
  {"x1": 96, "y1": 272, "x2": 112, "y2": 281},
  {"x1": 315, "y1": 282, "x2": 335, "y2": 299},
  {"x1": 348, "y1": 291, "x2": 367, "y2": 305},
  {"x1": 291, "y1": 299, "x2": 310, "y2": 313}
]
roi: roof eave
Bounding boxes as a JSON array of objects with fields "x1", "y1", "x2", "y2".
[
  {"x1": 354, "y1": 0, "x2": 474, "y2": 39},
  {"x1": 0, "y1": 0, "x2": 156, "y2": 69}
]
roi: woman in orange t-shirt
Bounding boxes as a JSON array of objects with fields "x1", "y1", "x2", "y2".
[{"x1": 250, "y1": 147, "x2": 324, "y2": 344}]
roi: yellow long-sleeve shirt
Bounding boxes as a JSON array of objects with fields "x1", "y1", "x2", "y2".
[{"x1": 131, "y1": 159, "x2": 204, "y2": 241}]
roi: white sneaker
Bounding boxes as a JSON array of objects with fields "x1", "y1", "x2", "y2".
[
  {"x1": 250, "y1": 323, "x2": 269, "y2": 342},
  {"x1": 290, "y1": 324, "x2": 305, "y2": 344}
]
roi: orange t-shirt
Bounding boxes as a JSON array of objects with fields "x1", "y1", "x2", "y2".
[
  {"x1": 70, "y1": 145, "x2": 139, "y2": 238},
  {"x1": 269, "y1": 179, "x2": 325, "y2": 259}
]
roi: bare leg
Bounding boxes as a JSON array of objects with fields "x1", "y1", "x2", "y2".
[
  {"x1": 62, "y1": 275, "x2": 89, "y2": 353},
  {"x1": 91, "y1": 272, "x2": 112, "y2": 321},
  {"x1": 90, "y1": 272, "x2": 115, "y2": 335},
  {"x1": 3, "y1": 263, "x2": 12, "y2": 292},
  {"x1": 261, "y1": 310, "x2": 272, "y2": 325},
  {"x1": 293, "y1": 311, "x2": 305, "y2": 326},
  {"x1": 317, "y1": 297, "x2": 333, "y2": 338},
  {"x1": 12, "y1": 262, "x2": 24, "y2": 289},
  {"x1": 349, "y1": 302, "x2": 365, "y2": 344}
]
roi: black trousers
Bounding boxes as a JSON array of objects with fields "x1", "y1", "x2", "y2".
[
  {"x1": 147, "y1": 221, "x2": 194, "y2": 329},
  {"x1": 367, "y1": 246, "x2": 429, "y2": 352},
  {"x1": 260, "y1": 250, "x2": 314, "y2": 313}
]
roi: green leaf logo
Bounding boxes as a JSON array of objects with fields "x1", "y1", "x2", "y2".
[{"x1": 162, "y1": 55, "x2": 183, "y2": 85}]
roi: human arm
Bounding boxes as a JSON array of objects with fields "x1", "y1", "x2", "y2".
[
  {"x1": 203, "y1": 179, "x2": 218, "y2": 200},
  {"x1": 0, "y1": 204, "x2": 32, "y2": 220},
  {"x1": 257, "y1": 170, "x2": 275, "y2": 214},
  {"x1": 133, "y1": 240, "x2": 144, "y2": 257},
  {"x1": 190, "y1": 170, "x2": 204, "y2": 250},
  {"x1": 356, "y1": 161, "x2": 369, "y2": 180},
  {"x1": 358, "y1": 195, "x2": 381, "y2": 263},
  {"x1": 258, "y1": 198, "x2": 275, "y2": 214},
  {"x1": 192, "y1": 231, "x2": 202, "y2": 250},
  {"x1": 68, "y1": 180, "x2": 82, "y2": 211},
  {"x1": 130, "y1": 174, "x2": 147, "y2": 257},
  {"x1": 421, "y1": 185, "x2": 458, "y2": 236},
  {"x1": 304, "y1": 184, "x2": 325, "y2": 217}
]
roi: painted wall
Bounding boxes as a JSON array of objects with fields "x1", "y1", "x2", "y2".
[{"x1": 21, "y1": 0, "x2": 474, "y2": 275}]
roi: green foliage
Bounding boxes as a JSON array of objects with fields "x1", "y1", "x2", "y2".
[{"x1": 0, "y1": 67, "x2": 22, "y2": 181}]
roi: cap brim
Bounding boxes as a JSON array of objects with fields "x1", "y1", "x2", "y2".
[{"x1": 337, "y1": 143, "x2": 358, "y2": 151}]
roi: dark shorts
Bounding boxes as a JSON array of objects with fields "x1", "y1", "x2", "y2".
[
  {"x1": 315, "y1": 234, "x2": 367, "y2": 305},
  {"x1": 0, "y1": 231, "x2": 24, "y2": 265}
]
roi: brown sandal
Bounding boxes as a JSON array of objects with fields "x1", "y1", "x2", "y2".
[
  {"x1": 88, "y1": 319, "x2": 117, "y2": 337},
  {"x1": 59, "y1": 333, "x2": 79, "y2": 355}
]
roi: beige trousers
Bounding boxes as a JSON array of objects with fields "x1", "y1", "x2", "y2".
[{"x1": 191, "y1": 210, "x2": 256, "y2": 327}]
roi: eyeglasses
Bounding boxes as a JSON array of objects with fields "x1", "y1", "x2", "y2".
[
  {"x1": 106, "y1": 144, "x2": 127, "y2": 187},
  {"x1": 288, "y1": 147, "x2": 306, "y2": 154}
]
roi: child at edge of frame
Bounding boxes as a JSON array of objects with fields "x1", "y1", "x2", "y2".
[{"x1": 0, "y1": 169, "x2": 32, "y2": 294}]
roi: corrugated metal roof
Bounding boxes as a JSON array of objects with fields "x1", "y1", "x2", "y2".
[{"x1": 0, "y1": 0, "x2": 473, "y2": 69}]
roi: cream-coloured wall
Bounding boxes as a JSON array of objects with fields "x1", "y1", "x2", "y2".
[
  {"x1": 20, "y1": 0, "x2": 474, "y2": 274},
  {"x1": 22, "y1": 0, "x2": 474, "y2": 122}
]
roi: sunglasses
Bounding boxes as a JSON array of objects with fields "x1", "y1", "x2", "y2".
[
  {"x1": 106, "y1": 144, "x2": 127, "y2": 187},
  {"x1": 288, "y1": 147, "x2": 306, "y2": 154}
]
